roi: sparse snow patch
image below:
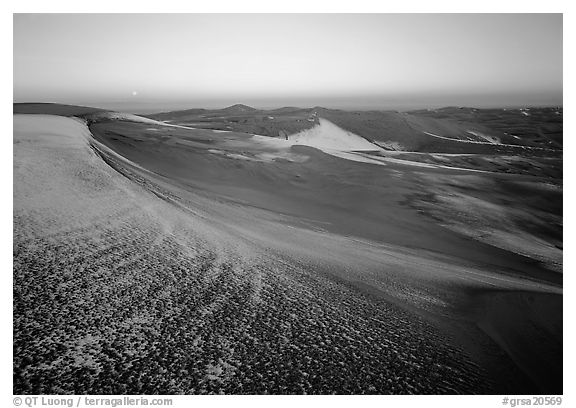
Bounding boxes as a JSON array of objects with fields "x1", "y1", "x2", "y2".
[
  {"x1": 375, "y1": 140, "x2": 405, "y2": 151},
  {"x1": 466, "y1": 130, "x2": 501, "y2": 144},
  {"x1": 93, "y1": 112, "x2": 162, "y2": 125}
]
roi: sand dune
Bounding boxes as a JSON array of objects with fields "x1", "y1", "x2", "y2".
[
  {"x1": 252, "y1": 118, "x2": 380, "y2": 152},
  {"x1": 250, "y1": 118, "x2": 382, "y2": 166},
  {"x1": 14, "y1": 113, "x2": 562, "y2": 394},
  {"x1": 286, "y1": 118, "x2": 380, "y2": 151}
]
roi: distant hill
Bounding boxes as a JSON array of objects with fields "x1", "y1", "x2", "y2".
[
  {"x1": 144, "y1": 104, "x2": 318, "y2": 137},
  {"x1": 220, "y1": 104, "x2": 258, "y2": 114},
  {"x1": 268, "y1": 107, "x2": 310, "y2": 114}
]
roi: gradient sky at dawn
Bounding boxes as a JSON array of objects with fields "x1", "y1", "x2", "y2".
[{"x1": 13, "y1": 13, "x2": 562, "y2": 111}]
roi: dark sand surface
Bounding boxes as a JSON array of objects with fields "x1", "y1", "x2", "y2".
[
  {"x1": 13, "y1": 108, "x2": 562, "y2": 394},
  {"x1": 464, "y1": 290, "x2": 562, "y2": 393}
]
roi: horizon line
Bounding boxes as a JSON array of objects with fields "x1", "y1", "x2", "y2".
[{"x1": 13, "y1": 100, "x2": 564, "y2": 114}]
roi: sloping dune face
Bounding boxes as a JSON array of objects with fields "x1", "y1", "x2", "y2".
[
  {"x1": 251, "y1": 118, "x2": 378, "y2": 151},
  {"x1": 250, "y1": 118, "x2": 381, "y2": 162},
  {"x1": 286, "y1": 118, "x2": 380, "y2": 151},
  {"x1": 14, "y1": 114, "x2": 561, "y2": 394}
]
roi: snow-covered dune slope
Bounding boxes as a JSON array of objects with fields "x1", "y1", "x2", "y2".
[
  {"x1": 14, "y1": 114, "x2": 88, "y2": 148},
  {"x1": 14, "y1": 114, "x2": 228, "y2": 246},
  {"x1": 14, "y1": 114, "x2": 161, "y2": 233},
  {"x1": 252, "y1": 118, "x2": 380, "y2": 153},
  {"x1": 14, "y1": 114, "x2": 562, "y2": 394},
  {"x1": 287, "y1": 118, "x2": 380, "y2": 151}
]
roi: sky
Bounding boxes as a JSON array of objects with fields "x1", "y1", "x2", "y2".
[{"x1": 13, "y1": 13, "x2": 563, "y2": 111}]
